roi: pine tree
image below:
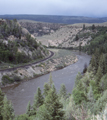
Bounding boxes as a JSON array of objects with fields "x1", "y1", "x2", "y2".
[
  {"x1": 26, "y1": 101, "x2": 32, "y2": 117},
  {"x1": 83, "y1": 24, "x2": 85, "y2": 30},
  {"x1": 33, "y1": 87, "x2": 44, "y2": 115},
  {"x1": 75, "y1": 35, "x2": 79, "y2": 41},
  {"x1": 87, "y1": 85, "x2": 94, "y2": 103},
  {"x1": 43, "y1": 85, "x2": 64, "y2": 120},
  {"x1": 43, "y1": 83, "x2": 50, "y2": 97},
  {"x1": 48, "y1": 73, "x2": 53, "y2": 88},
  {"x1": 92, "y1": 24, "x2": 95, "y2": 30},
  {"x1": 0, "y1": 89, "x2": 4, "y2": 120},
  {"x1": 96, "y1": 66, "x2": 103, "y2": 85},
  {"x1": 2, "y1": 96, "x2": 15, "y2": 120},
  {"x1": 104, "y1": 53, "x2": 107, "y2": 74},
  {"x1": 59, "y1": 84, "x2": 67, "y2": 99},
  {"x1": 43, "y1": 73, "x2": 53, "y2": 97},
  {"x1": 99, "y1": 54, "x2": 105, "y2": 75},
  {"x1": 91, "y1": 49, "x2": 100, "y2": 73},
  {"x1": 75, "y1": 72, "x2": 82, "y2": 87}
]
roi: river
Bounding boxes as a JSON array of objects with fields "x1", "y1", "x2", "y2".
[{"x1": 2, "y1": 51, "x2": 91, "y2": 115}]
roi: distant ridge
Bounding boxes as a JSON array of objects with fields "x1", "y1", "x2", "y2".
[{"x1": 0, "y1": 14, "x2": 107, "y2": 24}]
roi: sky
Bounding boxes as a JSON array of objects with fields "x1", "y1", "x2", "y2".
[{"x1": 0, "y1": 0, "x2": 107, "y2": 17}]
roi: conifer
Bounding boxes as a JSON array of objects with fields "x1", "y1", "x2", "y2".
[
  {"x1": 26, "y1": 101, "x2": 32, "y2": 117},
  {"x1": 33, "y1": 87, "x2": 44, "y2": 115},
  {"x1": 2, "y1": 96, "x2": 15, "y2": 120},
  {"x1": 0, "y1": 89, "x2": 4, "y2": 120},
  {"x1": 43, "y1": 85, "x2": 65, "y2": 120},
  {"x1": 59, "y1": 84, "x2": 67, "y2": 99}
]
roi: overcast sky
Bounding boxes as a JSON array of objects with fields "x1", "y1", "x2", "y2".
[{"x1": 0, "y1": 0, "x2": 107, "y2": 17}]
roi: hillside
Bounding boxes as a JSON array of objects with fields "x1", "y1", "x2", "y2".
[
  {"x1": 0, "y1": 15, "x2": 107, "y2": 24},
  {"x1": 36, "y1": 22, "x2": 107, "y2": 49},
  {"x1": 0, "y1": 19, "x2": 49, "y2": 64},
  {"x1": 18, "y1": 20, "x2": 63, "y2": 37}
]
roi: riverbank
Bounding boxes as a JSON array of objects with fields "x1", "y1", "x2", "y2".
[
  {"x1": 0, "y1": 49, "x2": 77, "y2": 88},
  {"x1": 2, "y1": 51, "x2": 90, "y2": 115}
]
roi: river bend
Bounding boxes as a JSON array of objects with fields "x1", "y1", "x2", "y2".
[{"x1": 2, "y1": 51, "x2": 91, "y2": 115}]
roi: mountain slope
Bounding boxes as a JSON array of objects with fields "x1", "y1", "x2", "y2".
[{"x1": 0, "y1": 19, "x2": 49, "y2": 64}]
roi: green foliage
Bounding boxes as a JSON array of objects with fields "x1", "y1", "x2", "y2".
[
  {"x1": 93, "y1": 90, "x2": 107, "y2": 114},
  {"x1": 2, "y1": 96, "x2": 15, "y2": 120},
  {"x1": 15, "y1": 114, "x2": 29, "y2": 120},
  {"x1": 38, "y1": 85, "x2": 64, "y2": 120},
  {"x1": 33, "y1": 87, "x2": 44, "y2": 115},
  {"x1": 43, "y1": 83, "x2": 50, "y2": 97},
  {"x1": 74, "y1": 72, "x2": 82, "y2": 87},
  {"x1": 26, "y1": 101, "x2": 32, "y2": 117},
  {"x1": 0, "y1": 89, "x2": 4, "y2": 120},
  {"x1": 0, "y1": 19, "x2": 22, "y2": 39},
  {"x1": 59, "y1": 84, "x2": 67, "y2": 99},
  {"x1": 0, "y1": 19, "x2": 48, "y2": 64},
  {"x1": 43, "y1": 73, "x2": 53, "y2": 97},
  {"x1": 100, "y1": 73, "x2": 107, "y2": 92},
  {"x1": 2, "y1": 75, "x2": 13, "y2": 85},
  {"x1": 73, "y1": 88, "x2": 86, "y2": 104}
]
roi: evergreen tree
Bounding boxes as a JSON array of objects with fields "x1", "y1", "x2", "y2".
[
  {"x1": 75, "y1": 72, "x2": 82, "y2": 87},
  {"x1": 59, "y1": 84, "x2": 67, "y2": 99},
  {"x1": 0, "y1": 89, "x2": 4, "y2": 120},
  {"x1": 83, "y1": 24, "x2": 85, "y2": 30},
  {"x1": 75, "y1": 35, "x2": 79, "y2": 41},
  {"x1": 48, "y1": 73, "x2": 53, "y2": 88},
  {"x1": 87, "y1": 85, "x2": 94, "y2": 103},
  {"x1": 99, "y1": 54, "x2": 105, "y2": 75},
  {"x1": 15, "y1": 114, "x2": 29, "y2": 120},
  {"x1": 26, "y1": 101, "x2": 32, "y2": 117},
  {"x1": 40, "y1": 85, "x2": 64, "y2": 120},
  {"x1": 79, "y1": 42, "x2": 81, "y2": 51},
  {"x1": 33, "y1": 87, "x2": 44, "y2": 115},
  {"x1": 104, "y1": 53, "x2": 107, "y2": 74},
  {"x1": 100, "y1": 73, "x2": 107, "y2": 92},
  {"x1": 43, "y1": 83, "x2": 50, "y2": 97},
  {"x1": 43, "y1": 73, "x2": 53, "y2": 97},
  {"x1": 92, "y1": 24, "x2": 95, "y2": 30},
  {"x1": 91, "y1": 49, "x2": 100, "y2": 73},
  {"x1": 2, "y1": 96, "x2": 15, "y2": 120},
  {"x1": 96, "y1": 66, "x2": 103, "y2": 85}
]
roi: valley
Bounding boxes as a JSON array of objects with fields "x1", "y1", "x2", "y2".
[{"x1": 0, "y1": 16, "x2": 107, "y2": 120}]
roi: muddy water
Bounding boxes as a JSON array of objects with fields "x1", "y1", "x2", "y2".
[{"x1": 2, "y1": 51, "x2": 91, "y2": 115}]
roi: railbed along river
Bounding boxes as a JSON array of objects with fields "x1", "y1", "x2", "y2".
[{"x1": 2, "y1": 51, "x2": 91, "y2": 115}]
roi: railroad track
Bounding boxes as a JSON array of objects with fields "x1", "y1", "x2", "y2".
[{"x1": 0, "y1": 51, "x2": 54, "y2": 72}]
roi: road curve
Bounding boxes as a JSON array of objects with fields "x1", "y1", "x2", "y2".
[{"x1": 0, "y1": 51, "x2": 54, "y2": 72}]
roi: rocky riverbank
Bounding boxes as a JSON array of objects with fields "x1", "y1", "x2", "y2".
[{"x1": 0, "y1": 49, "x2": 78, "y2": 88}]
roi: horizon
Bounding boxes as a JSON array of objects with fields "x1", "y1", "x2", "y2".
[
  {"x1": 0, "y1": 14, "x2": 107, "y2": 18},
  {"x1": 0, "y1": 0, "x2": 107, "y2": 18}
]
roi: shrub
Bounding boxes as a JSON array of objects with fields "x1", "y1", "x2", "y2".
[
  {"x1": 2, "y1": 75, "x2": 13, "y2": 85},
  {"x1": 13, "y1": 75, "x2": 21, "y2": 82}
]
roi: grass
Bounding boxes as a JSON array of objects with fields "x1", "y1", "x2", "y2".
[{"x1": 49, "y1": 48, "x2": 75, "y2": 59}]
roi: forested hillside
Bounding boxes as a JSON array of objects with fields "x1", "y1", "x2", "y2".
[{"x1": 0, "y1": 19, "x2": 48, "y2": 64}]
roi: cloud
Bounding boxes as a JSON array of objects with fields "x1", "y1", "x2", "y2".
[{"x1": 0, "y1": 0, "x2": 107, "y2": 17}]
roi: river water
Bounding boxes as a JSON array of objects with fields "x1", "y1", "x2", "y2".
[{"x1": 2, "y1": 51, "x2": 91, "y2": 115}]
